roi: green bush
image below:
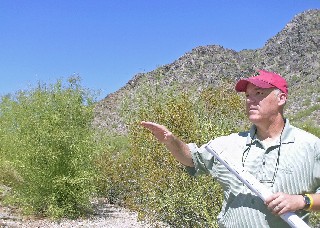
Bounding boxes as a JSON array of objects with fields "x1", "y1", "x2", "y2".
[
  {"x1": 94, "y1": 133, "x2": 132, "y2": 205},
  {"x1": 98, "y1": 75, "x2": 247, "y2": 227},
  {"x1": 289, "y1": 104, "x2": 320, "y2": 124},
  {"x1": 0, "y1": 77, "x2": 98, "y2": 218}
]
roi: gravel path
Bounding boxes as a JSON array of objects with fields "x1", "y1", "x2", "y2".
[{"x1": 0, "y1": 198, "x2": 168, "y2": 228}]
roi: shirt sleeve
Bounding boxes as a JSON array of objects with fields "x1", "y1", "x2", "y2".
[
  {"x1": 185, "y1": 133, "x2": 247, "y2": 179},
  {"x1": 313, "y1": 138, "x2": 320, "y2": 193},
  {"x1": 185, "y1": 141, "x2": 220, "y2": 177}
]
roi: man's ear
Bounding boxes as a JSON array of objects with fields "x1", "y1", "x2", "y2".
[{"x1": 278, "y1": 93, "x2": 287, "y2": 105}]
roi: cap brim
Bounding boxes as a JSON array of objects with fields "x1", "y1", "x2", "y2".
[{"x1": 235, "y1": 78, "x2": 274, "y2": 92}]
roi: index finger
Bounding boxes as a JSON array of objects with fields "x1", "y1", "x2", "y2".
[
  {"x1": 265, "y1": 192, "x2": 282, "y2": 204},
  {"x1": 141, "y1": 121, "x2": 162, "y2": 130},
  {"x1": 141, "y1": 121, "x2": 170, "y2": 135}
]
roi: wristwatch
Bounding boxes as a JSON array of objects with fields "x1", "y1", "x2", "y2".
[{"x1": 302, "y1": 194, "x2": 312, "y2": 210}]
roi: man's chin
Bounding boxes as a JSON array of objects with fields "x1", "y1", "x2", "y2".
[{"x1": 248, "y1": 116, "x2": 260, "y2": 124}]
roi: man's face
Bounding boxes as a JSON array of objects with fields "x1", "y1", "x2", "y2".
[{"x1": 245, "y1": 83, "x2": 281, "y2": 124}]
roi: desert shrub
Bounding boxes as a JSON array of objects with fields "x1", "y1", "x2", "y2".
[
  {"x1": 94, "y1": 133, "x2": 132, "y2": 205},
  {"x1": 101, "y1": 75, "x2": 246, "y2": 227},
  {"x1": 0, "y1": 77, "x2": 98, "y2": 218},
  {"x1": 289, "y1": 104, "x2": 320, "y2": 123}
]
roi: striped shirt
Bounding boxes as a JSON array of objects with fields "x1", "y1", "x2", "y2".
[{"x1": 187, "y1": 119, "x2": 320, "y2": 228}]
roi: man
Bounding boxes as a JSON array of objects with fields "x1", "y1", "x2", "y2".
[{"x1": 141, "y1": 70, "x2": 320, "y2": 227}]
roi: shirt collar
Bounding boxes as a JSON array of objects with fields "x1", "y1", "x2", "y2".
[
  {"x1": 246, "y1": 119, "x2": 295, "y2": 146},
  {"x1": 280, "y1": 119, "x2": 295, "y2": 144}
]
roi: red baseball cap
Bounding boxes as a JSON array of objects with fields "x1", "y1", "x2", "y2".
[{"x1": 235, "y1": 70, "x2": 288, "y2": 95}]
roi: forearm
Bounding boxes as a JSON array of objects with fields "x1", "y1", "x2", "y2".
[
  {"x1": 163, "y1": 134, "x2": 194, "y2": 167},
  {"x1": 140, "y1": 121, "x2": 194, "y2": 167}
]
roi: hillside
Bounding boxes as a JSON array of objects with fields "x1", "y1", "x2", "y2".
[{"x1": 94, "y1": 9, "x2": 320, "y2": 134}]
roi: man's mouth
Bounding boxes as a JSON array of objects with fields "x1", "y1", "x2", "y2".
[{"x1": 248, "y1": 106, "x2": 257, "y2": 111}]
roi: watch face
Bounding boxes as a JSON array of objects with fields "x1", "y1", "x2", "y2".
[
  {"x1": 305, "y1": 197, "x2": 311, "y2": 204},
  {"x1": 304, "y1": 195, "x2": 311, "y2": 208}
]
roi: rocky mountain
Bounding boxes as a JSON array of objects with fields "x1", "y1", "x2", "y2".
[{"x1": 94, "y1": 9, "x2": 320, "y2": 134}]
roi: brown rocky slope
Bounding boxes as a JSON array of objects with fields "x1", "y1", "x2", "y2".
[{"x1": 94, "y1": 9, "x2": 319, "y2": 134}]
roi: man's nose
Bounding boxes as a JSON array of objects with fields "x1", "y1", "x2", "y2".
[{"x1": 246, "y1": 96, "x2": 256, "y2": 104}]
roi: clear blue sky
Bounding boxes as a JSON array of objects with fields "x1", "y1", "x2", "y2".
[{"x1": 0, "y1": 0, "x2": 319, "y2": 100}]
